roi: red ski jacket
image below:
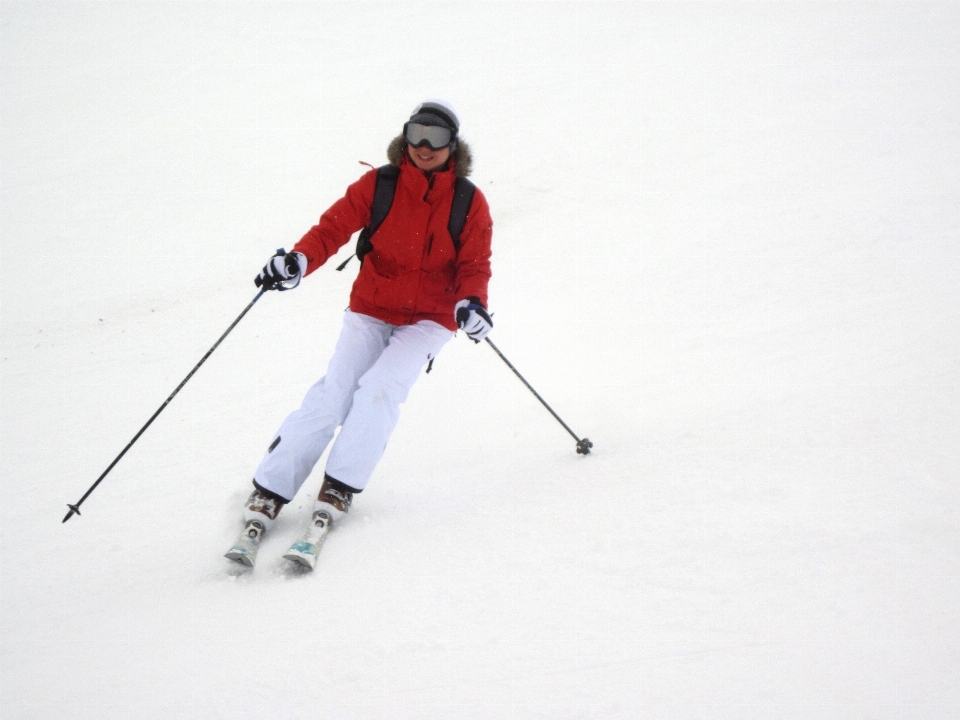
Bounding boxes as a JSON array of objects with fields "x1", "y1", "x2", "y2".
[{"x1": 293, "y1": 139, "x2": 493, "y2": 331}]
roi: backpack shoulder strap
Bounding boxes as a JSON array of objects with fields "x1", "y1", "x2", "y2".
[
  {"x1": 347, "y1": 164, "x2": 399, "y2": 267},
  {"x1": 368, "y1": 164, "x2": 400, "y2": 237},
  {"x1": 448, "y1": 177, "x2": 477, "y2": 253}
]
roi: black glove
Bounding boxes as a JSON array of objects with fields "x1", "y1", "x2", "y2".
[
  {"x1": 255, "y1": 249, "x2": 307, "y2": 291},
  {"x1": 455, "y1": 298, "x2": 493, "y2": 342}
]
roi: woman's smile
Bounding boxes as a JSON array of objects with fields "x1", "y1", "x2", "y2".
[{"x1": 409, "y1": 144, "x2": 450, "y2": 172}]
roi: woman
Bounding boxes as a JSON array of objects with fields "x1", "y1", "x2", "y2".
[{"x1": 226, "y1": 101, "x2": 493, "y2": 568}]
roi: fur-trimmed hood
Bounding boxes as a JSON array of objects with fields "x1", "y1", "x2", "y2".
[{"x1": 387, "y1": 135, "x2": 473, "y2": 178}]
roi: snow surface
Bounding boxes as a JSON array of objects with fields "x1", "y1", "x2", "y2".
[{"x1": 2, "y1": 2, "x2": 959, "y2": 718}]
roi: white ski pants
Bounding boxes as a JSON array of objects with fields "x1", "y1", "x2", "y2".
[{"x1": 253, "y1": 310, "x2": 453, "y2": 500}]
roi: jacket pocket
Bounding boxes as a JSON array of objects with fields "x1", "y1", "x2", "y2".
[
  {"x1": 369, "y1": 251, "x2": 400, "y2": 279},
  {"x1": 421, "y1": 264, "x2": 456, "y2": 302}
]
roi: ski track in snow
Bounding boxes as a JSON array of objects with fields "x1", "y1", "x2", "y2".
[{"x1": 2, "y1": 3, "x2": 959, "y2": 718}]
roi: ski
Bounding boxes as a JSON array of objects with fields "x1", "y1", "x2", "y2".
[
  {"x1": 224, "y1": 520, "x2": 265, "y2": 567},
  {"x1": 282, "y1": 511, "x2": 332, "y2": 570}
]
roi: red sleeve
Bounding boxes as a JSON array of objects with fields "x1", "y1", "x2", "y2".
[
  {"x1": 454, "y1": 188, "x2": 493, "y2": 308},
  {"x1": 292, "y1": 168, "x2": 377, "y2": 275}
]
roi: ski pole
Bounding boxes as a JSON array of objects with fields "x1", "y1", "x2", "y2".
[
  {"x1": 484, "y1": 337, "x2": 593, "y2": 455},
  {"x1": 62, "y1": 287, "x2": 268, "y2": 523}
]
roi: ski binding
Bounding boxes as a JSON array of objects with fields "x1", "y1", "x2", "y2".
[
  {"x1": 283, "y1": 511, "x2": 332, "y2": 570},
  {"x1": 224, "y1": 520, "x2": 264, "y2": 567}
]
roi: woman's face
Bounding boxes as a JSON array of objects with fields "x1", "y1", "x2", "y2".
[{"x1": 408, "y1": 142, "x2": 451, "y2": 172}]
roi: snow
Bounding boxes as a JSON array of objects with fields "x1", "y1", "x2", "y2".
[{"x1": 2, "y1": 2, "x2": 959, "y2": 718}]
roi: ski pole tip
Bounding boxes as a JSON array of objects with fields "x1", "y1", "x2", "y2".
[
  {"x1": 62, "y1": 504, "x2": 81, "y2": 523},
  {"x1": 576, "y1": 438, "x2": 594, "y2": 455}
]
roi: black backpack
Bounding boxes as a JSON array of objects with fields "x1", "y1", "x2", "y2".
[{"x1": 337, "y1": 164, "x2": 477, "y2": 271}]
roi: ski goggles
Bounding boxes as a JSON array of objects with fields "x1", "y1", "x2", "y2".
[{"x1": 404, "y1": 122, "x2": 454, "y2": 151}]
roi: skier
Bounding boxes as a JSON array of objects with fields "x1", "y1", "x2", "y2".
[{"x1": 226, "y1": 100, "x2": 493, "y2": 568}]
